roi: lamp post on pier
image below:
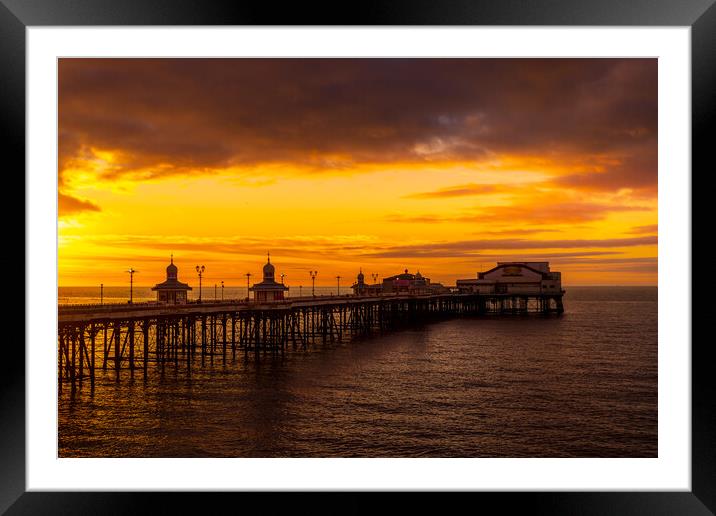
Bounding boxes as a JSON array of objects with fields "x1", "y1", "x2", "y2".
[
  {"x1": 214, "y1": 283, "x2": 217, "y2": 301},
  {"x1": 245, "y1": 272, "x2": 252, "y2": 302},
  {"x1": 100, "y1": 283, "x2": 103, "y2": 305},
  {"x1": 336, "y1": 275, "x2": 341, "y2": 296},
  {"x1": 126, "y1": 268, "x2": 138, "y2": 304},
  {"x1": 280, "y1": 273, "x2": 287, "y2": 297},
  {"x1": 309, "y1": 270, "x2": 318, "y2": 297},
  {"x1": 195, "y1": 265, "x2": 205, "y2": 302},
  {"x1": 221, "y1": 280, "x2": 224, "y2": 301},
  {"x1": 372, "y1": 273, "x2": 379, "y2": 285}
]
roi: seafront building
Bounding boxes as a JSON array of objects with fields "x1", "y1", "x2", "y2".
[
  {"x1": 151, "y1": 256, "x2": 192, "y2": 304},
  {"x1": 455, "y1": 261, "x2": 562, "y2": 295},
  {"x1": 382, "y1": 269, "x2": 430, "y2": 293},
  {"x1": 352, "y1": 268, "x2": 450, "y2": 296}
]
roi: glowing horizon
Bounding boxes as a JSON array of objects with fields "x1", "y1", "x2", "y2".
[{"x1": 58, "y1": 58, "x2": 657, "y2": 288}]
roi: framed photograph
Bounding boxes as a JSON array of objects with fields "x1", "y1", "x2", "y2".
[{"x1": 6, "y1": 0, "x2": 713, "y2": 513}]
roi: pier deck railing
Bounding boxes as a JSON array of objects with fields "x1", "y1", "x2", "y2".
[{"x1": 57, "y1": 291, "x2": 564, "y2": 390}]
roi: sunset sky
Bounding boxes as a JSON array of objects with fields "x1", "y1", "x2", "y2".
[{"x1": 58, "y1": 58, "x2": 657, "y2": 287}]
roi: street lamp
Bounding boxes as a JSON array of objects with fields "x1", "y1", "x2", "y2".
[
  {"x1": 100, "y1": 283, "x2": 103, "y2": 305},
  {"x1": 245, "y1": 272, "x2": 252, "y2": 302},
  {"x1": 221, "y1": 280, "x2": 224, "y2": 301},
  {"x1": 281, "y1": 273, "x2": 285, "y2": 284},
  {"x1": 299, "y1": 285, "x2": 302, "y2": 297},
  {"x1": 195, "y1": 265, "x2": 205, "y2": 302},
  {"x1": 214, "y1": 283, "x2": 217, "y2": 301},
  {"x1": 336, "y1": 275, "x2": 341, "y2": 296},
  {"x1": 126, "y1": 268, "x2": 138, "y2": 304},
  {"x1": 372, "y1": 273, "x2": 379, "y2": 284},
  {"x1": 309, "y1": 270, "x2": 318, "y2": 296}
]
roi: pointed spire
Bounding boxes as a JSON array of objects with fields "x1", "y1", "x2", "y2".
[
  {"x1": 267, "y1": 251, "x2": 271, "y2": 263},
  {"x1": 170, "y1": 253, "x2": 173, "y2": 264}
]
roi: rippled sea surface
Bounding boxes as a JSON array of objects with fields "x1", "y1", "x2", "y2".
[{"x1": 58, "y1": 287, "x2": 657, "y2": 457}]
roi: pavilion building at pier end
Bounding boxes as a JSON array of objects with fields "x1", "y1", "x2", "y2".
[{"x1": 456, "y1": 261, "x2": 563, "y2": 295}]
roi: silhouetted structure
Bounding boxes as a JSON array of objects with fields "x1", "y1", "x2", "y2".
[
  {"x1": 456, "y1": 261, "x2": 563, "y2": 296},
  {"x1": 151, "y1": 256, "x2": 192, "y2": 304},
  {"x1": 58, "y1": 259, "x2": 567, "y2": 390},
  {"x1": 426, "y1": 281, "x2": 450, "y2": 294},
  {"x1": 382, "y1": 269, "x2": 432, "y2": 294},
  {"x1": 351, "y1": 269, "x2": 382, "y2": 296},
  {"x1": 249, "y1": 253, "x2": 289, "y2": 303},
  {"x1": 57, "y1": 285, "x2": 566, "y2": 390}
]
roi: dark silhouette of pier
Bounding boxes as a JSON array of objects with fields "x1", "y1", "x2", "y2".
[{"x1": 57, "y1": 291, "x2": 564, "y2": 391}]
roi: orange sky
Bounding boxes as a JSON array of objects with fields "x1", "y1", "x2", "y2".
[{"x1": 58, "y1": 58, "x2": 657, "y2": 287}]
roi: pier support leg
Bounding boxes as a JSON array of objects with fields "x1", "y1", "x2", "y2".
[
  {"x1": 114, "y1": 321, "x2": 121, "y2": 381},
  {"x1": 143, "y1": 319, "x2": 149, "y2": 379},
  {"x1": 70, "y1": 331, "x2": 76, "y2": 392},
  {"x1": 201, "y1": 317, "x2": 207, "y2": 358},
  {"x1": 78, "y1": 327, "x2": 85, "y2": 388},
  {"x1": 231, "y1": 316, "x2": 236, "y2": 358},
  {"x1": 129, "y1": 322, "x2": 135, "y2": 377},
  {"x1": 58, "y1": 333, "x2": 63, "y2": 392},
  {"x1": 102, "y1": 325, "x2": 108, "y2": 370},
  {"x1": 90, "y1": 325, "x2": 95, "y2": 389}
]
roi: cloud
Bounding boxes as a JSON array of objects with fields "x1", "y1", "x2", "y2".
[
  {"x1": 474, "y1": 201, "x2": 651, "y2": 225},
  {"x1": 362, "y1": 235, "x2": 657, "y2": 258},
  {"x1": 554, "y1": 146, "x2": 657, "y2": 195},
  {"x1": 628, "y1": 224, "x2": 658, "y2": 234},
  {"x1": 576, "y1": 256, "x2": 657, "y2": 264},
  {"x1": 388, "y1": 199, "x2": 652, "y2": 225},
  {"x1": 479, "y1": 251, "x2": 621, "y2": 259},
  {"x1": 58, "y1": 192, "x2": 101, "y2": 215},
  {"x1": 71, "y1": 233, "x2": 381, "y2": 261},
  {"x1": 59, "y1": 58, "x2": 657, "y2": 194},
  {"x1": 62, "y1": 232, "x2": 656, "y2": 265},
  {"x1": 404, "y1": 183, "x2": 502, "y2": 199},
  {"x1": 471, "y1": 228, "x2": 564, "y2": 236}
]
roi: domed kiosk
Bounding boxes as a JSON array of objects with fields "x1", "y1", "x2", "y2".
[
  {"x1": 351, "y1": 268, "x2": 382, "y2": 296},
  {"x1": 249, "y1": 253, "x2": 289, "y2": 303},
  {"x1": 152, "y1": 255, "x2": 192, "y2": 304}
]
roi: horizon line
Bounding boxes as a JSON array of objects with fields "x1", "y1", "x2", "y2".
[{"x1": 58, "y1": 284, "x2": 659, "y2": 288}]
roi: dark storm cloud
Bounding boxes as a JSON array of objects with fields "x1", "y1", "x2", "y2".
[
  {"x1": 58, "y1": 58, "x2": 657, "y2": 212},
  {"x1": 553, "y1": 142, "x2": 658, "y2": 194}
]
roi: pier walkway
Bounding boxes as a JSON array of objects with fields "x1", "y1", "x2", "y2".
[{"x1": 58, "y1": 291, "x2": 564, "y2": 391}]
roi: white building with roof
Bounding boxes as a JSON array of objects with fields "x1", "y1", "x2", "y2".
[{"x1": 456, "y1": 261, "x2": 562, "y2": 295}]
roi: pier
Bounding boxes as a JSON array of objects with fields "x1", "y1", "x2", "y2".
[{"x1": 57, "y1": 291, "x2": 564, "y2": 391}]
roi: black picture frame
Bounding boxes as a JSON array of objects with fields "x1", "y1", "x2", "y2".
[{"x1": 3, "y1": 1, "x2": 713, "y2": 513}]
